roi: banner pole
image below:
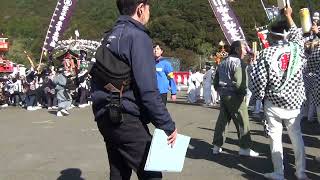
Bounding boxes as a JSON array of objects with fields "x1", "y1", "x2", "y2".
[
  {"x1": 260, "y1": 0, "x2": 271, "y2": 20},
  {"x1": 23, "y1": 51, "x2": 35, "y2": 69},
  {"x1": 38, "y1": 50, "x2": 45, "y2": 70},
  {"x1": 307, "y1": 0, "x2": 313, "y2": 14}
]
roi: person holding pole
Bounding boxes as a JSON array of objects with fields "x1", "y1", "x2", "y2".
[{"x1": 250, "y1": 5, "x2": 309, "y2": 180}]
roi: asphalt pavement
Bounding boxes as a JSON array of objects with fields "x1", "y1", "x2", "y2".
[{"x1": 0, "y1": 92, "x2": 319, "y2": 180}]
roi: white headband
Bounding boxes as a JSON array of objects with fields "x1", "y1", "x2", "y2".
[{"x1": 269, "y1": 30, "x2": 288, "y2": 37}]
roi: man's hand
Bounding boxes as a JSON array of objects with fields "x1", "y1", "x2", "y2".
[
  {"x1": 171, "y1": 94, "x2": 177, "y2": 101},
  {"x1": 167, "y1": 128, "x2": 178, "y2": 147},
  {"x1": 249, "y1": 52, "x2": 258, "y2": 64},
  {"x1": 284, "y1": 5, "x2": 292, "y2": 17},
  {"x1": 311, "y1": 22, "x2": 319, "y2": 34},
  {"x1": 284, "y1": 5, "x2": 294, "y2": 27}
]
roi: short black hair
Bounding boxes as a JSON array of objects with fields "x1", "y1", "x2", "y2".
[
  {"x1": 229, "y1": 40, "x2": 244, "y2": 57},
  {"x1": 152, "y1": 44, "x2": 162, "y2": 49},
  {"x1": 270, "y1": 21, "x2": 289, "y2": 34},
  {"x1": 116, "y1": 0, "x2": 150, "y2": 16},
  {"x1": 268, "y1": 16, "x2": 290, "y2": 34}
]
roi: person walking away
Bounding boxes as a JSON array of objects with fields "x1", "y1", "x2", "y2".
[
  {"x1": 53, "y1": 68, "x2": 71, "y2": 117},
  {"x1": 90, "y1": 0, "x2": 177, "y2": 179},
  {"x1": 203, "y1": 66, "x2": 215, "y2": 106},
  {"x1": 153, "y1": 44, "x2": 177, "y2": 105},
  {"x1": 194, "y1": 69, "x2": 203, "y2": 101},
  {"x1": 187, "y1": 69, "x2": 197, "y2": 103},
  {"x1": 212, "y1": 40, "x2": 259, "y2": 157},
  {"x1": 250, "y1": 6, "x2": 309, "y2": 180}
]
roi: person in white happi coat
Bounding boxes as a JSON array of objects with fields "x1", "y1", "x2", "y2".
[
  {"x1": 187, "y1": 70, "x2": 197, "y2": 103},
  {"x1": 250, "y1": 6, "x2": 309, "y2": 180},
  {"x1": 203, "y1": 66, "x2": 216, "y2": 106},
  {"x1": 193, "y1": 69, "x2": 203, "y2": 100}
]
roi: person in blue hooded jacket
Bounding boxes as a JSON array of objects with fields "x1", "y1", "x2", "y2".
[
  {"x1": 90, "y1": 0, "x2": 177, "y2": 179},
  {"x1": 153, "y1": 44, "x2": 177, "y2": 105}
]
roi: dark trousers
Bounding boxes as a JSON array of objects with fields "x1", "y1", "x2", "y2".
[
  {"x1": 45, "y1": 93, "x2": 55, "y2": 107},
  {"x1": 79, "y1": 87, "x2": 87, "y2": 105},
  {"x1": 36, "y1": 88, "x2": 44, "y2": 106},
  {"x1": 20, "y1": 93, "x2": 26, "y2": 105},
  {"x1": 4, "y1": 92, "x2": 10, "y2": 104},
  {"x1": 25, "y1": 94, "x2": 36, "y2": 107},
  {"x1": 11, "y1": 92, "x2": 20, "y2": 106},
  {"x1": 97, "y1": 113, "x2": 162, "y2": 180},
  {"x1": 213, "y1": 95, "x2": 252, "y2": 149},
  {"x1": 160, "y1": 93, "x2": 167, "y2": 106}
]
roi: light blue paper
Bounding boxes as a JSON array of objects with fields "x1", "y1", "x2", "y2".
[{"x1": 144, "y1": 129, "x2": 191, "y2": 172}]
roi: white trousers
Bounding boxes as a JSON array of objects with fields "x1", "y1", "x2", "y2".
[
  {"x1": 203, "y1": 85, "x2": 217, "y2": 105},
  {"x1": 246, "y1": 90, "x2": 252, "y2": 106},
  {"x1": 203, "y1": 84, "x2": 212, "y2": 105},
  {"x1": 211, "y1": 86, "x2": 217, "y2": 104},
  {"x1": 264, "y1": 100, "x2": 306, "y2": 177},
  {"x1": 187, "y1": 85, "x2": 197, "y2": 103}
]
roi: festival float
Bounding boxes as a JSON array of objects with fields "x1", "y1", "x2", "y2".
[
  {"x1": 0, "y1": 37, "x2": 14, "y2": 74},
  {"x1": 51, "y1": 38, "x2": 100, "y2": 75}
]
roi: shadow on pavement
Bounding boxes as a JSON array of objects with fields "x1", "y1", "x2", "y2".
[
  {"x1": 198, "y1": 127, "x2": 214, "y2": 131},
  {"x1": 187, "y1": 137, "x2": 320, "y2": 179},
  {"x1": 194, "y1": 106, "x2": 320, "y2": 178},
  {"x1": 57, "y1": 168, "x2": 85, "y2": 180},
  {"x1": 301, "y1": 121, "x2": 320, "y2": 136},
  {"x1": 168, "y1": 99, "x2": 221, "y2": 109},
  {"x1": 282, "y1": 132, "x2": 320, "y2": 149},
  {"x1": 48, "y1": 110, "x2": 57, "y2": 116},
  {"x1": 186, "y1": 138, "x2": 268, "y2": 179}
]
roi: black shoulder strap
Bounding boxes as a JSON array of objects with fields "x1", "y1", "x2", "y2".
[
  {"x1": 101, "y1": 30, "x2": 112, "y2": 45},
  {"x1": 90, "y1": 29, "x2": 133, "y2": 93}
]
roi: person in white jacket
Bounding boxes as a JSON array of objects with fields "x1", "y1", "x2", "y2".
[
  {"x1": 193, "y1": 69, "x2": 203, "y2": 100},
  {"x1": 187, "y1": 70, "x2": 197, "y2": 103},
  {"x1": 203, "y1": 66, "x2": 216, "y2": 106}
]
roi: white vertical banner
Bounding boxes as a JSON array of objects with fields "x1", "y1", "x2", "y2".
[{"x1": 208, "y1": 0, "x2": 247, "y2": 44}]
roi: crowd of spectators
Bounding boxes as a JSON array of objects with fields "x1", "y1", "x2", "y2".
[{"x1": 0, "y1": 66, "x2": 91, "y2": 116}]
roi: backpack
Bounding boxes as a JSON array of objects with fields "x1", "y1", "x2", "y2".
[{"x1": 89, "y1": 35, "x2": 132, "y2": 92}]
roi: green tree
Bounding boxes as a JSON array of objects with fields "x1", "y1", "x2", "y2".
[{"x1": 0, "y1": 0, "x2": 318, "y2": 68}]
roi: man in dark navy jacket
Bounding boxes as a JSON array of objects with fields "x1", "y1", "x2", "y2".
[{"x1": 91, "y1": 0, "x2": 177, "y2": 179}]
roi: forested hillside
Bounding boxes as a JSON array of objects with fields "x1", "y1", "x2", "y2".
[{"x1": 0, "y1": 0, "x2": 318, "y2": 69}]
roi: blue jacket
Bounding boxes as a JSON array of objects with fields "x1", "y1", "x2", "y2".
[
  {"x1": 155, "y1": 58, "x2": 177, "y2": 95},
  {"x1": 91, "y1": 16, "x2": 175, "y2": 134}
]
